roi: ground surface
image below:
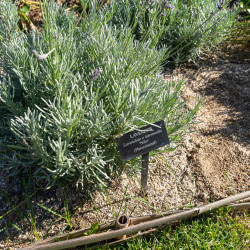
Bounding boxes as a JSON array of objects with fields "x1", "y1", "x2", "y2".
[
  {"x1": 0, "y1": 1, "x2": 249, "y2": 247},
  {"x1": 0, "y1": 43, "x2": 249, "y2": 248}
]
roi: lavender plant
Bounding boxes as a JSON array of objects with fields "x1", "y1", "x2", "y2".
[
  {"x1": 107, "y1": 0, "x2": 238, "y2": 64},
  {"x1": 159, "y1": 0, "x2": 238, "y2": 63},
  {"x1": 0, "y1": 0, "x2": 201, "y2": 189}
]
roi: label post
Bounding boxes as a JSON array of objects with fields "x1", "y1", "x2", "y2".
[
  {"x1": 141, "y1": 153, "x2": 149, "y2": 196},
  {"x1": 116, "y1": 120, "x2": 170, "y2": 196}
]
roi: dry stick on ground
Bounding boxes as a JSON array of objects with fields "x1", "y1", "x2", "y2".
[
  {"x1": 30, "y1": 208, "x2": 190, "y2": 246},
  {"x1": 237, "y1": 197, "x2": 250, "y2": 203},
  {"x1": 25, "y1": 209, "x2": 199, "y2": 250},
  {"x1": 31, "y1": 202, "x2": 250, "y2": 246},
  {"x1": 103, "y1": 202, "x2": 250, "y2": 249},
  {"x1": 23, "y1": 190, "x2": 250, "y2": 250},
  {"x1": 229, "y1": 202, "x2": 250, "y2": 210},
  {"x1": 91, "y1": 228, "x2": 159, "y2": 250}
]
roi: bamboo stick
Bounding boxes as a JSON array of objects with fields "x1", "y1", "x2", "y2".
[
  {"x1": 229, "y1": 202, "x2": 250, "y2": 210},
  {"x1": 96, "y1": 228, "x2": 158, "y2": 249},
  {"x1": 198, "y1": 191, "x2": 250, "y2": 214},
  {"x1": 30, "y1": 221, "x2": 116, "y2": 246},
  {"x1": 130, "y1": 209, "x2": 190, "y2": 225},
  {"x1": 29, "y1": 208, "x2": 188, "y2": 246},
  {"x1": 237, "y1": 197, "x2": 250, "y2": 203},
  {"x1": 25, "y1": 190, "x2": 250, "y2": 249},
  {"x1": 23, "y1": 209, "x2": 199, "y2": 250},
  {"x1": 115, "y1": 215, "x2": 130, "y2": 240},
  {"x1": 81, "y1": 203, "x2": 250, "y2": 250}
]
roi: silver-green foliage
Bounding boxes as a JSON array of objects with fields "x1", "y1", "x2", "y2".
[
  {"x1": 0, "y1": 0, "x2": 200, "y2": 189},
  {"x1": 108, "y1": 0, "x2": 238, "y2": 64}
]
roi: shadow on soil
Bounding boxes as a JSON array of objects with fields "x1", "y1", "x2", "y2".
[
  {"x1": 184, "y1": 45, "x2": 250, "y2": 147},
  {"x1": 0, "y1": 175, "x2": 124, "y2": 246},
  {"x1": 0, "y1": 178, "x2": 88, "y2": 245},
  {"x1": 200, "y1": 64, "x2": 249, "y2": 146}
]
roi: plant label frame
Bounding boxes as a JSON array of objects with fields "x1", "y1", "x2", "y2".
[{"x1": 116, "y1": 120, "x2": 170, "y2": 195}]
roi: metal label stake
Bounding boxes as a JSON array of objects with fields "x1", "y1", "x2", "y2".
[
  {"x1": 141, "y1": 153, "x2": 149, "y2": 196},
  {"x1": 116, "y1": 120, "x2": 170, "y2": 197}
]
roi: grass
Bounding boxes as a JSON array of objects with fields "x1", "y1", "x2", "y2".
[{"x1": 110, "y1": 208, "x2": 250, "y2": 249}]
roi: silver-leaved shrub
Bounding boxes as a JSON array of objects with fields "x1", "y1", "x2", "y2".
[
  {"x1": 108, "y1": 0, "x2": 238, "y2": 64},
  {"x1": 0, "y1": 0, "x2": 201, "y2": 189}
]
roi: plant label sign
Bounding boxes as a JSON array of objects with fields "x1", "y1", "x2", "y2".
[
  {"x1": 116, "y1": 120, "x2": 170, "y2": 162},
  {"x1": 116, "y1": 120, "x2": 169, "y2": 195}
]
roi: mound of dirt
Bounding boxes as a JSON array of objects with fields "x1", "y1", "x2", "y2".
[{"x1": 163, "y1": 46, "x2": 250, "y2": 203}]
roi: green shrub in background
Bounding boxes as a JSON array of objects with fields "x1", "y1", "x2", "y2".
[
  {"x1": 0, "y1": 0, "x2": 201, "y2": 190},
  {"x1": 108, "y1": 0, "x2": 238, "y2": 64}
]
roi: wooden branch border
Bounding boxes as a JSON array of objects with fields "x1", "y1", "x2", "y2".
[{"x1": 23, "y1": 190, "x2": 250, "y2": 250}]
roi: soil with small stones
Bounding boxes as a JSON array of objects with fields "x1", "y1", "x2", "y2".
[{"x1": 1, "y1": 2, "x2": 250, "y2": 246}]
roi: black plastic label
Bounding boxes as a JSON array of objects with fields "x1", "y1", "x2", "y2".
[{"x1": 116, "y1": 120, "x2": 170, "y2": 161}]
